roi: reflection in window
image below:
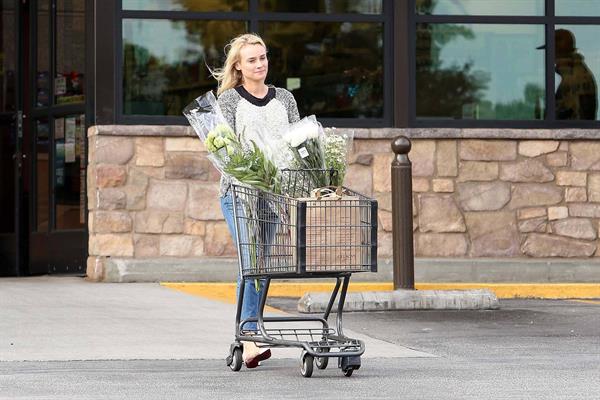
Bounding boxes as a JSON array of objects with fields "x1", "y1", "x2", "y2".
[
  {"x1": 260, "y1": 0, "x2": 382, "y2": 14},
  {"x1": 261, "y1": 21, "x2": 383, "y2": 118},
  {"x1": 36, "y1": 0, "x2": 50, "y2": 107},
  {"x1": 36, "y1": 119, "x2": 50, "y2": 232},
  {"x1": 122, "y1": 0, "x2": 247, "y2": 11},
  {"x1": 554, "y1": 26, "x2": 599, "y2": 120},
  {"x1": 556, "y1": 1, "x2": 600, "y2": 16},
  {"x1": 416, "y1": 0, "x2": 543, "y2": 16},
  {"x1": 56, "y1": 0, "x2": 85, "y2": 104},
  {"x1": 54, "y1": 114, "x2": 86, "y2": 230},
  {"x1": 416, "y1": 24, "x2": 545, "y2": 120},
  {"x1": 122, "y1": 19, "x2": 246, "y2": 115}
]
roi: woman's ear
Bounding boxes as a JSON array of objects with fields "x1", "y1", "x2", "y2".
[{"x1": 234, "y1": 61, "x2": 241, "y2": 71}]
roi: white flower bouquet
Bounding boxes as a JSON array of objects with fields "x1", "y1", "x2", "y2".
[
  {"x1": 323, "y1": 128, "x2": 354, "y2": 187},
  {"x1": 282, "y1": 115, "x2": 328, "y2": 188},
  {"x1": 183, "y1": 91, "x2": 281, "y2": 194}
]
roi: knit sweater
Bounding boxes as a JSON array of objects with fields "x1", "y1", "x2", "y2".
[{"x1": 217, "y1": 85, "x2": 300, "y2": 196}]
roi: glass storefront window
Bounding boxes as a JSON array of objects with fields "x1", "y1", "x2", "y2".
[
  {"x1": 416, "y1": 24, "x2": 545, "y2": 120},
  {"x1": 36, "y1": 0, "x2": 50, "y2": 107},
  {"x1": 55, "y1": 0, "x2": 85, "y2": 105},
  {"x1": 554, "y1": 26, "x2": 599, "y2": 120},
  {"x1": 54, "y1": 114, "x2": 85, "y2": 230},
  {"x1": 122, "y1": 19, "x2": 246, "y2": 116},
  {"x1": 122, "y1": 0, "x2": 247, "y2": 11},
  {"x1": 261, "y1": 21, "x2": 383, "y2": 118},
  {"x1": 36, "y1": 119, "x2": 50, "y2": 232},
  {"x1": 556, "y1": 1, "x2": 600, "y2": 16},
  {"x1": 416, "y1": 0, "x2": 544, "y2": 16},
  {"x1": 260, "y1": 0, "x2": 382, "y2": 14}
]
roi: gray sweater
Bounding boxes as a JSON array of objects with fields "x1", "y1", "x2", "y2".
[{"x1": 217, "y1": 85, "x2": 300, "y2": 196}]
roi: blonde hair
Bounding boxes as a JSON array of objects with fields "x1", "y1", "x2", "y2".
[{"x1": 211, "y1": 33, "x2": 267, "y2": 96}]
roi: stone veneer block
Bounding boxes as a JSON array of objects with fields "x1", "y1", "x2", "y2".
[
  {"x1": 372, "y1": 153, "x2": 393, "y2": 192},
  {"x1": 459, "y1": 140, "x2": 517, "y2": 161},
  {"x1": 419, "y1": 195, "x2": 466, "y2": 233},
  {"x1": 521, "y1": 233, "x2": 596, "y2": 257},
  {"x1": 378, "y1": 210, "x2": 393, "y2": 232},
  {"x1": 548, "y1": 206, "x2": 569, "y2": 221},
  {"x1": 416, "y1": 233, "x2": 468, "y2": 257},
  {"x1": 518, "y1": 207, "x2": 547, "y2": 220},
  {"x1": 546, "y1": 152, "x2": 568, "y2": 167},
  {"x1": 159, "y1": 235, "x2": 194, "y2": 257},
  {"x1": 412, "y1": 178, "x2": 430, "y2": 192},
  {"x1": 165, "y1": 153, "x2": 212, "y2": 180},
  {"x1": 345, "y1": 164, "x2": 373, "y2": 196},
  {"x1": 570, "y1": 142, "x2": 600, "y2": 171},
  {"x1": 565, "y1": 187, "x2": 587, "y2": 203},
  {"x1": 95, "y1": 136, "x2": 135, "y2": 165},
  {"x1": 187, "y1": 183, "x2": 222, "y2": 221},
  {"x1": 436, "y1": 140, "x2": 458, "y2": 177},
  {"x1": 134, "y1": 234, "x2": 160, "y2": 257},
  {"x1": 93, "y1": 211, "x2": 132, "y2": 233},
  {"x1": 465, "y1": 212, "x2": 520, "y2": 256},
  {"x1": 555, "y1": 171, "x2": 587, "y2": 187},
  {"x1": 184, "y1": 219, "x2": 207, "y2": 236},
  {"x1": 147, "y1": 181, "x2": 187, "y2": 211},
  {"x1": 457, "y1": 181, "x2": 511, "y2": 211},
  {"x1": 588, "y1": 174, "x2": 600, "y2": 202},
  {"x1": 165, "y1": 137, "x2": 205, "y2": 152},
  {"x1": 135, "y1": 210, "x2": 183, "y2": 234},
  {"x1": 499, "y1": 159, "x2": 553, "y2": 183},
  {"x1": 409, "y1": 140, "x2": 436, "y2": 176},
  {"x1": 204, "y1": 221, "x2": 236, "y2": 256},
  {"x1": 97, "y1": 188, "x2": 127, "y2": 210},
  {"x1": 518, "y1": 141, "x2": 559, "y2": 157},
  {"x1": 136, "y1": 137, "x2": 165, "y2": 167},
  {"x1": 551, "y1": 218, "x2": 597, "y2": 241},
  {"x1": 457, "y1": 161, "x2": 499, "y2": 182},
  {"x1": 432, "y1": 179, "x2": 454, "y2": 193},
  {"x1": 508, "y1": 184, "x2": 563, "y2": 209},
  {"x1": 89, "y1": 234, "x2": 134, "y2": 257},
  {"x1": 518, "y1": 217, "x2": 547, "y2": 233},
  {"x1": 95, "y1": 165, "x2": 127, "y2": 188},
  {"x1": 568, "y1": 203, "x2": 600, "y2": 218}
]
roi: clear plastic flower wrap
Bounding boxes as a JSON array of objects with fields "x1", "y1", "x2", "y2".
[
  {"x1": 323, "y1": 127, "x2": 354, "y2": 187},
  {"x1": 282, "y1": 115, "x2": 328, "y2": 188},
  {"x1": 183, "y1": 91, "x2": 282, "y2": 194}
]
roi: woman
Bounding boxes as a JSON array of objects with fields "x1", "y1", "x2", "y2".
[{"x1": 212, "y1": 33, "x2": 300, "y2": 368}]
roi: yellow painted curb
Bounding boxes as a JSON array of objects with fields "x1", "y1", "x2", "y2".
[{"x1": 162, "y1": 282, "x2": 600, "y2": 301}]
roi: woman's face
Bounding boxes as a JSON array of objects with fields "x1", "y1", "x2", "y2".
[{"x1": 236, "y1": 43, "x2": 268, "y2": 84}]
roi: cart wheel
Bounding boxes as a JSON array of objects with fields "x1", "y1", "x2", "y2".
[
  {"x1": 343, "y1": 368, "x2": 354, "y2": 377},
  {"x1": 229, "y1": 347, "x2": 243, "y2": 372},
  {"x1": 315, "y1": 347, "x2": 329, "y2": 370},
  {"x1": 301, "y1": 353, "x2": 314, "y2": 378}
]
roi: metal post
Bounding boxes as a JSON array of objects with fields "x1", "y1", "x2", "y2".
[{"x1": 391, "y1": 136, "x2": 415, "y2": 290}]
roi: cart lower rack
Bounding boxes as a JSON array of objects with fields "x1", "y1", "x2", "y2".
[{"x1": 225, "y1": 170, "x2": 378, "y2": 377}]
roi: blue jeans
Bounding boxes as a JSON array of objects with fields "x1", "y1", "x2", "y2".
[{"x1": 221, "y1": 191, "x2": 274, "y2": 331}]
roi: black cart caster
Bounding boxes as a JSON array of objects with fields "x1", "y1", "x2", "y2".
[{"x1": 226, "y1": 344, "x2": 243, "y2": 372}]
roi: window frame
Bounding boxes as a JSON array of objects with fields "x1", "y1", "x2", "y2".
[
  {"x1": 114, "y1": 0, "x2": 394, "y2": 127},
  {"x1": 410, "y1": 0, "x2": 600, "y2": 128}
]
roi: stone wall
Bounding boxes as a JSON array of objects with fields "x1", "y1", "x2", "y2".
[{"x1": 86, "y1": 125, "x2": 600, "y2": 280}]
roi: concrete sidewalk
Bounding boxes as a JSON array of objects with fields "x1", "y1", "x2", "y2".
[{"x1": 0, "y1": 276, "x2": 433, "y2": 362}]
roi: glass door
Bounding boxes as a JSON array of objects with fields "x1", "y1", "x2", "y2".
[
  {"x1": 0, "y1": 0, "x2": 22, "y2": 276},
  {"x1": 29, "y1": 0, "x2": 87, "y2": 274}
]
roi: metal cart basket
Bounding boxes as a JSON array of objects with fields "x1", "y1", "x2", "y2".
[{"x1": 225, "y1": 170, "x2": 378, "y2": 377}]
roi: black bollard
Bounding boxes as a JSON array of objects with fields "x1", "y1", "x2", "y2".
[{"x1": 391, "y1": 136, "x2": 415, "y2": 290}]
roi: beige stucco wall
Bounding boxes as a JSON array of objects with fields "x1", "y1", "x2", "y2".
[{"x1": 86, "y1": 125, "x2": 600, "y2": 281}]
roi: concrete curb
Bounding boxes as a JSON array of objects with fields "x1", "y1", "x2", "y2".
[
  {"x1": 102, "y1": 257, "x2": 600, "y2": 283},
  {"x1": 298, "y1": 289, "x2": 500, "y2": 313}
]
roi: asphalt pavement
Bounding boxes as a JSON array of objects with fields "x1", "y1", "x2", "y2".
[{"x1": 1, "y1": 276, "x2": 599, "y2": 399}]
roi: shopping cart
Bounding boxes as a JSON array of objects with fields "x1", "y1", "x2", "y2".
[{"x1": 225, "y1": 169, "x2": 378, "y2": 377}]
